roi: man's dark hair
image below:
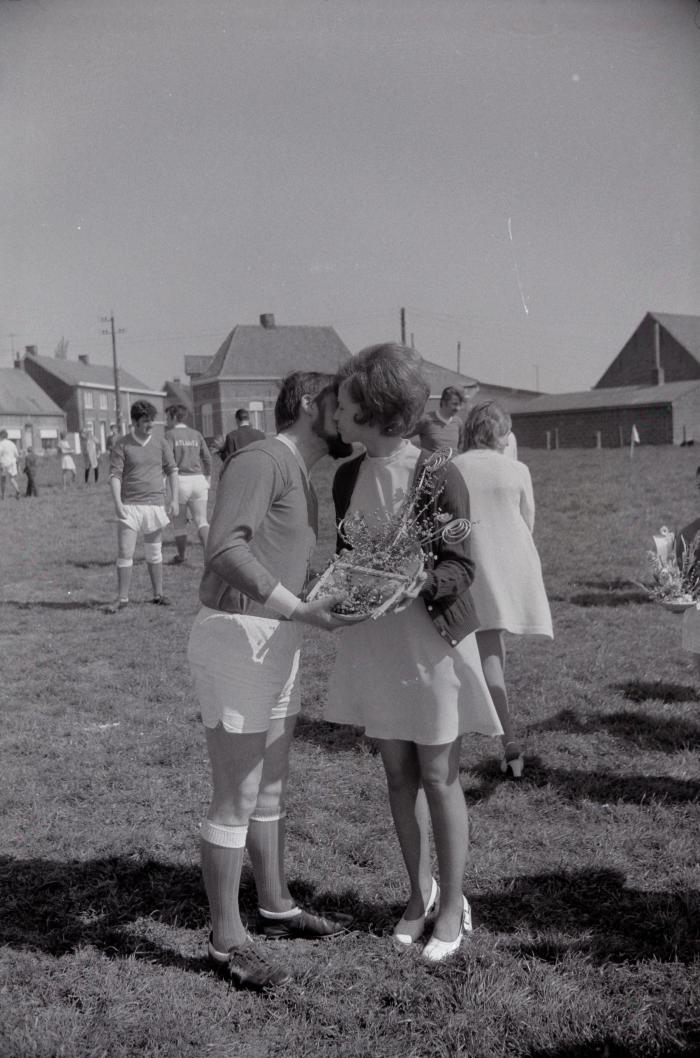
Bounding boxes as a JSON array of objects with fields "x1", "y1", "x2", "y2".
[
  {"x1": 166, "y1": 403, "x2": 189, "y2": 423},
  {"x1": 234, "y1": 408, "x2": 250, "y2": 424},
  {"x1": 0, "y1": 429, "x2": 7, "y2": 439},
  {"x1": 274, "y1": 372, "x2": 336, "y2": 431},
  {"x1": 441, "y1": 386, "x2": 464, "y2": 405},
  {"x1": 131, "y1": 400, "x2": 157, "y2": 423}
]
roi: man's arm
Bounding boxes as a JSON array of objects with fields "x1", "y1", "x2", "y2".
[
  {"x1": 110, "y1": 476, "x2": 127, "y2": 519},
  {"x1": 109, "y1": 442, "x2": 127, "y2": 518}
]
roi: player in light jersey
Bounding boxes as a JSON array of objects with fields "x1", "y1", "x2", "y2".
[{"x1": 165, "y1": 403, "x2": 212, "y2": 565}]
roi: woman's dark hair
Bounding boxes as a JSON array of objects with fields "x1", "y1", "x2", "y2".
[
  {"x1": 462, "y1": 400, "x2": 512, "y2": 451},
  {"x1": 274, "y1": 371, "x2": 335, "y2": 431},
  {"x1": 130, "y1": 400, "x2": 157, "y2": 423},
  {"x1": 336, "y1": 343, "x2": 429, "y2": 437}
]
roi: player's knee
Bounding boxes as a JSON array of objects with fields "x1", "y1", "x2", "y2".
[{"x1": 144, "y1": 541, "x2": 162, "y2": 565}]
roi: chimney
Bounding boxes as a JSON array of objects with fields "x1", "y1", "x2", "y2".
[
  {"x1": 173, "y1": 376, "x2": 180, "y2": 383},
  {"x1": 260, "y1": 313, "x2": 276, "y2": 329},
  {"x1": 78, "y1": 354, "x2": 89, "y2": 365},
  {"x1": 25, "y1": 345, "x2": 37, "y2": 357},
  {"x1": 653, "y1": 320, "x2": 664, "y2": 386}
]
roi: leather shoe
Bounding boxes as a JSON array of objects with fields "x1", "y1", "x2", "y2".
[
  {"x1": 256, "y1": 907, "x2": 353, "y2": 939},
  {"x1": 208, "y1": 934, "x2": 291, "y2": 990}
]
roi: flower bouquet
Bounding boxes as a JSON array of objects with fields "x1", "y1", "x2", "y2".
[
  {"x1": 306, "y1": 448, "x2": 473, "y2": 619},
  {"x1": 644, "y1": 526, "x2": 700, "y2": 611}
]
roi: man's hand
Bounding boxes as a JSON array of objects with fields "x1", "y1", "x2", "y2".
[
  {"x1": 114, "y1": 503, "x2": 128, "y2": 522},
  {"x1": 169, "y1": 502, "x2": 180, "y2": 519},
  {"x1": 293, "y1": 594, "x2": 368, "y2": 630}
]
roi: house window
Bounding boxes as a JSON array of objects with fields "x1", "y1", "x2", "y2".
[
  {"x1": 201, "y1": 403, "x2": 214, "y2": 436},
  {"x1": 248, "y1": 401, "x2": 265, "y2": 431},
  {"x1": 84, "y1": 390, "x2": 93, "y2": 409},
  {"x1": 99, "y1": 393, "x2": 108, "y2": 410}
]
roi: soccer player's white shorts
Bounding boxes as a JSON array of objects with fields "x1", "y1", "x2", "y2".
[
  {"x1": 187, "y1": 607, "x2": 303, "y2": 733},
  {"x1": 172, "y1": 473, "x2": 209, "y2": 530},
  {"x1": 118, "y1": 503, "x2": 170, "y2": 534}
]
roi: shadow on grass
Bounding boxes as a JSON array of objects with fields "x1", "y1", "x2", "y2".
[
  {"x1": 529, "y1": 706, "x2": 700, "y2": 751},
  {"x1": 523, "y1": 1042, "x2": 697, "y2": 1058},
  {"x1": 0, "y1": 853, "x2": 384, "y2": 965},
  {"x1": 478, "y1": 868, "x2": 698, "y2": 965},
  {"x1": 2, "y1": 599, "x2": 107, "y2": 611},
  {"x1": 294, "y1": 714, "x2": 368, "y2": 753},
  {"x1": 568, "y1": 590, "x2": 651, "y2": 608},
  {"x1": 66, "y1": 558, "x2": 118, "y2": 569},
  {"x1": 469, "y1": 757, "x2": 699, "y2": 805},
  {"x1": 613, "y1": 679, "x2": 698, "y2": 704}
]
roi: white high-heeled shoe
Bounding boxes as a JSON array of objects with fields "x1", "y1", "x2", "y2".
[
  {"x1": 392, "y1": 878, "x2": 439, "y2": 949},
  {"x1": 421, "y1": 896, "x2": 472, "y2": 963}
]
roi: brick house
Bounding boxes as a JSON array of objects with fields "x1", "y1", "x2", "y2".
[
  {"x1": 187, "y1": 314, "x2": 351, "y2": 439},
  {"x1": 0, "y1": 366, "x2": 66, "y2": 453},
  {"x1": 22, "y1": 350, "x2": 166, "y2": 451},
  {"x1": 510, "y1": 312, "x2": 700, "y2": 448}
]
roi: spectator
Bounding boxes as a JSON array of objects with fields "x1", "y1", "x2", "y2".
[
  {"x1": 0, "y1": 429, "x2": 21, "y2": 499},
  {"x1": 413, "y1": 386, "x2": 464, "y2": 454},
  {"x1": 220, "y1": 408, "x2": 265, "y2": 460},
  {"x1": 453, "y1": 401, "x2": 553, "y2": 779},
  {"x1": 82, "y1": 427, "x2": 100, "y2": 485},
  {"x1": 58, "y1": 432, "x2": 77, "y2": 489},
  {"x1": 23, "y1": 447, "x2": 39, "y2": 497}
]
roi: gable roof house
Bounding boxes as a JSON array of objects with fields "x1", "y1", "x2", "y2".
[
  {"x1": 189, "y1": 314, "x2": 352, "y2": 438},
  {"x1": 22, "y1": 349, "x2": 166, "y2": 451},
  {"x1": 510, "y1": 312, "x2": 700, "y2": 448},
  {"x1": 0, "y1": 365, "x2": 66, "y2": 452},
  {"x1": 162, "y1": 377, "x2": 194, "y2": 416},
  {"x1": 188, "y1": 313, "x2": 541, "y2": 440}
]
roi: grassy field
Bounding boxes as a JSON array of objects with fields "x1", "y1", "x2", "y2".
[{"x1": 0, "y1": 446, "x2": 698, "y2": 1058}]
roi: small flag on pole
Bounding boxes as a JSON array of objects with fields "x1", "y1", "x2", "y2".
[{"x1": 630, "y1": 424, "x2": 640, "y2": 457}]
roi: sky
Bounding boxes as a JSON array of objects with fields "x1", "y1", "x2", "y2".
[{"x1": 2, "y1": 0, "x2": 699, "y2": 393}]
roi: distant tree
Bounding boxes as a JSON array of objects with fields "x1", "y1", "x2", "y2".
[{"x1": 54, "y1": 337, "x2": 69, "y2": 360}]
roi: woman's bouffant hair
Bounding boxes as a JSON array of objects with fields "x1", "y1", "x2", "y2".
[
  {"x1": 463, "y1": 400, "x2": 512, "y2": 451},
  {"x1": 336, "y1": 343, "x2": 429, "y2": 436}
]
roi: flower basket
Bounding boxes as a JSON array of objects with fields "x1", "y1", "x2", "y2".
[
  {"x1": 643, "y1": 526, "x2": 700, "y2": 610},
  {"x1": 306, "y1": 448, "x2": 472, "y2": 619},
  {"x1": 658, "y1": 596, "x2": 696, "y2": 614}
]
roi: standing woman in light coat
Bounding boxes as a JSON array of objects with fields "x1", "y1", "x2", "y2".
[{"x1": 452, "y1": 401, "x2": 553, "y2": 778}]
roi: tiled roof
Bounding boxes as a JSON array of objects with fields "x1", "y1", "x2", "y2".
[
  {"x1": 512, "y1": 381, "x2": 700, "y2": 415},
  {"x1": 197, "y1": 325, "x2": 351, "y2": 379},
  {"x1": 27, "y1": 353, "x2": 160, "y2": 392},
  {"x1": 163, "y1": 379, "x2": 193, "y2": 410},
  {"x1": 0, "y1": 369, "x2": 64, "y2": 415}
]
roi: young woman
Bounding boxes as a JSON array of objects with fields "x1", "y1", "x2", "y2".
[
  {"x1": 58, "y1": 432, "x2": 77, "y2": 489},
  {"x1": 453, "y1": 401, "x2": 553, "y2": 778},
  {"x1": 325, "y1": 344, "x2": 502, "y2": 964}
]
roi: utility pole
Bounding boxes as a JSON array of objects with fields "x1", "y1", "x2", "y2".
[
  {"x1": 457, "y1": 341, "x2": 462, "y2": 375},
  {"x1": 534, "y1": 363, "x2": 540, "y2": 391},
  {"x1": 400, "y1": 307, "x2": 406, "y2": 345},
  {"x1": 101, "y1": 312, "x2": 126, "y2": 433}
]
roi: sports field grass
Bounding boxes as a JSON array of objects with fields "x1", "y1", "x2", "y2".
[{"x1": 0, "y1": 446, "x2": 698, "y2": 1058}]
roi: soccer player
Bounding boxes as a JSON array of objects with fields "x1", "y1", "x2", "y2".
[
  {"x1": 187, "y1": 372, "x2": 359, "y2": 991},
  {"x1": 165, "y1": 403, "x2": 212, "y2": 565},
  {"x1": 107, "y1": 400, "x2": 178, "y2": 611}
]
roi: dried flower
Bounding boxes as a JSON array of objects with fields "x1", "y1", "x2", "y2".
[{"x1": 307, "y1": 448, "x2": 473, "y2": 617}]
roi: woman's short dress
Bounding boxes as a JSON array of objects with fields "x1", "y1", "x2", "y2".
[
  {"x1": 325, "y1": 443, "x2": 502, "y2": 745},
  {"x1": 58, "y1": 441, "x2": 76, "y2": 472}
]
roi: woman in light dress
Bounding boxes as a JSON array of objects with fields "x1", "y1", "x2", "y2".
[
  {"x1": 57, "y1": 432, "x2": 77, "y2": 489},
  {"x1": 325, "y1": 344, "x2": 502, "y2": 964},
  {"x1": 452, "y1": 401, "x2": 553, "y2": 778}
]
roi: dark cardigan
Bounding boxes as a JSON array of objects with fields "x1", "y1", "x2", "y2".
[{"x1": 332, "y1": 450, "x2": 480, "y2": 646}]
